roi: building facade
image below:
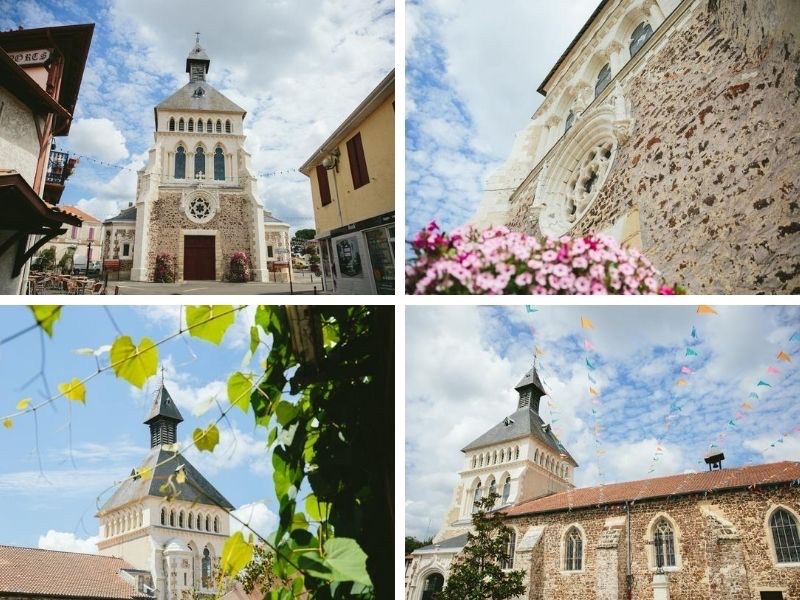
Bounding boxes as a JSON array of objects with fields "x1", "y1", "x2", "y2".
[
  {"x1": 46, "y1": 205, "x2": 101, "y2": 271},
  {"x1": 299, "y1": 70, "x2": 395, "y2": 295},
  {"x1": 96, "y1": 384, "x2": 232, "y2": 600},
  {"x1": 471, "y1": 0, "x2": 800, "y2": 293},
  {"x1": 129, "y1": 36, "x2": 279, "y2": 283},
  {"x1": 0, "y1": 24, "x2": 92, "y2": 294}
]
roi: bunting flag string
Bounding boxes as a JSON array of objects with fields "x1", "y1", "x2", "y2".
[{"x1": 578, "y1": 314, "x2": 608, "y2": 498}]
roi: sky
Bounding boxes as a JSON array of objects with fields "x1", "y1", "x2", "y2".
[
  {"x1": 0, "y1": 305, "x2": 283, "y2": 551},
  {"x1": 405, "y1": 0, "x2": 598, "y2": 239},
  {"x1": 0, "y1": 0, "x2": 394, "y2": 234},
  {"x1": 405, "y1": 305, "x2": 800, "y2": 540}
]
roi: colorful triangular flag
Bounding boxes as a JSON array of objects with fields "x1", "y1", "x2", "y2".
[
  {"x1": 680, "y1": 366, "x2": 693, "y2": 374},
  {"x1": 728, "y1": 420, "x2": 737, "y2": 427},
  {"x1": 691, "y1": 326, "x2": 697, "y2": 338},
  {"x1": 740, "y1": 402, "x2": 752, "y2": 410},
  {"x1": 535, "y1": 345, "x2": 545, "y2": 356},
  {"x1": 777, "y1": 351, "x2": 791, "y2": 362},
  {"x1": 790, "y1": 331, "x2": 800, "y2": 343},
  {"x1": 583, "y1": 339, "x2": 594, "y2": 351},
  {"x1": 766, "y1": 366, "x2": 781, "y2": 375},
  {"x1": 589, "y1": 386, "x2": 599, "y2": 396},
  {"x1": 675, "y1": 379, "x2": 688, "y2": 386},
  {"x1": 749, "y1": 392, "x2": 759, "y2": 399},
  {"x1": 586, "y1": 358, "x2": 596, "y2": 370},
  {"x1": 757, "y1": 380, "x2": 772, "y2": 387},
  {"x1": 686, "y1": 348, "x2": 698, "y2": 357},
  {"x1": 526, "y1": 305, "x2": 538, "y2": 313},
  {"x1": 580, "y1": 316, "x2": 594, "y2": 329},
  {"x1": 588, "y1": 373, "x2": 597, "y2": 384},
  {"x1": 697, "y1": 305, "x2": 718, "y2": 315}
]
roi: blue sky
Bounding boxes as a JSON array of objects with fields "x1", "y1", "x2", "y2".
[
  {"x1": 0, "y1": 0, "x2": 394, "y2": 233},
  {"x1": 0, "y1": 306, "x2": 280, "y2": 551},
  {"x1": 405, "y1": 1, "x2": 598, "y2": 240},
  {"x1": 405, "y1": 305, "x2": 800, "y2": 539}
]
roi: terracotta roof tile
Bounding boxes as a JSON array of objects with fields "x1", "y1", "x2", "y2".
[
  {"x1": 59, "y1": 205, "x2": 101, "y2": 223},
  {"x1": 505, "y1": 461, "x2": 800, "y2": 516},
  {"x1": 0, "y1": 545, "x2": 144, "y2": 599}
]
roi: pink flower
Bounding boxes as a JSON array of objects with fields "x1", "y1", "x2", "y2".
[{"x1": 515, "y1": 272, "x2": 533, "y2": 286}]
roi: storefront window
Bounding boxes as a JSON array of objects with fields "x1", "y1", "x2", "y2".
[{"x1": 365, "y1": 226, "x2": 394, "y2": 294}]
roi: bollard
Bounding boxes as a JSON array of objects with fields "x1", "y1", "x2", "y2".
[{"x1": 313, "y1": 285, "x2": 317, "y2": 295}]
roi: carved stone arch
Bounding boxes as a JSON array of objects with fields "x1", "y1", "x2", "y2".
[
  {"x1": 561, "y1": 522, "x2": 587, "y2": 572},
  {"x1": 499, "y1": 471, "x2": 512, "y2": 505},
  {"x1": 764, "y1": 503, "x2": 800, "y2": 565},
  {"x1": 538, "y1": 103, "x2": 631, "y2": 236},
  {"x1": 534, "y1": 448, "x2": 539, "y2": 463},
  {"x1": 644, "y1": 511, "x2": 682, "y2": 570},
  {"x1": 413, "y1": 566, "x2": 446, "y2": 600}
]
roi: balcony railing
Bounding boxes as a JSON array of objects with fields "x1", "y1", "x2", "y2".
[{"x1": 44, "y1": 150, "x2": 78, "y2": 204}]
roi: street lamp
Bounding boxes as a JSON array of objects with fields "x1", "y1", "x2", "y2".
[{"x1": 85, "y1": 240, "x2": 93, "y2": 277}]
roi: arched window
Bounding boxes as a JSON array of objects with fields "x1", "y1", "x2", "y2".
[
  {"x1": 472, "y1": 481, "x2": 482, "y2": 513},
  {"x1": 534, "y1": 449, "x2": 539, "y2": 463},
  {"x1": 471, "y1": 456, "x2": 476, "y2": 468},
  {"x1": 207, "y1": 119, "x2": 213, "y2": 132},
  {"x1": 178, "y1": 118, "x2": 185, "y2": 132},
  {"x1": 479, "y1": 454, "x2": 484, "y2": 467},
  {"x1": 195, "y1": 146, "x2": 206, "y2": 179},
  {"x1": 201, "y1": 549, "x2": 211, "y2": 587},
  {"x1": 501, "y1": 530, "x2": 516, "y2": 569},
  {"x1": 197, "y1": 119, "x2": 203, "y2": 132},
  {"x1": 595, "y1": 63, "x2": 611, "y2": 98},
  {"x1": 653, "y1": 518, "x2": 676, "y2": 568},
  {"x1": 421, "y1": 573, "x2": 444, "y2": 600},
  {"x1": 629, "y1": 22, "x2": 654, "y2": 57},
  {"x1": 515, "y1": 446, "x2": 519, "y2": 460},
  {"x1": 188, "y1": 118, "x2": 194, "y2": 132},
  {"x1": 179, "y1": 511, "x2": 184, "y2": 528},
  {"x1": 501, "y1": 476, "x2": 512, "y2": 504},
  {"x1": 215, "y1": 120, "x2": 222, "y2": 133},
  {"x1": 564, "y1": 526, "x2": 583, "y2": 571},
  {"x1": 169, "y1": 118, "x2": 175, "y2": 131},
  {"x1": 206, "y1": 516, "x2": 210, "y2": 531},
  {"x1": 175, "y1": 146, "x2": 186, "y2": 179},
  {"x1": 492, "y1": 451, "x2": 497, "y2": 465},
  {"x1": 565, "y1": 110, "x2": 575, "y2": 133},
  {"x1": 170, "y1": 510, "x2": 175, "y2": 527},
  {"x1": 188, "y1": 512, "x2": 193, "y2": 529},
  {"x1": 500, "y1": 449, "x2": 505, "y2": 462},
  {"x1": 770, "y1": 508, "x2": 800, "y2": 563},
  {"x1": 214, "y1": 147, "x2": 225, "y2": 180},
  {"x1": 160, "y1": 508, "x2": 166, "y2": 525},
  {"x1": 488, "y1": 478, "x2": 497, "y2": 501},
  {"x1": 197, "y1": 514, "x2": 202, "y2": 530},
  {"x1": 214, "y1": 516, "x2": 219, "y2": 533},
  {"x1": 225, "y1": 119, "x2": 231, "y2": 133}
]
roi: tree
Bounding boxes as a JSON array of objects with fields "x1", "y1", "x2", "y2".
[
  {"x1": 436, "y1": 493, "x2": 526, "y2": 600},
  {"x1": 57, "y1": 246, "x2": 76, "y2": 273},
  {"x1": 238, "y1": 544, "x2": 277, "y2": 593},
  {"x1": 291, "y1": 229, "x2": 316, "y2": 255},
  {"x1": 405, "y1": 536, "x2": 433, "y2": 554},
  {"x1": 34, "y1": 246, "x2": 56, "y2": 271}
]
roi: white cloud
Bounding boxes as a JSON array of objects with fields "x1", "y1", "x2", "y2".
[
  {"x1": 38, "y1": 530, "x2": 99, "y2": 554},
  {"x1": 230, "y1": 501, "x2": 277, "y2": 541},
  {"x1": 181, "y1": 424, "x2": 268, "y2": 477},
  {"x1": 66, "y1": 118, "x2": 129, "y2": 163},
  {"x1": 0, "y1": 468, "x2": 123, "y2": 497}
]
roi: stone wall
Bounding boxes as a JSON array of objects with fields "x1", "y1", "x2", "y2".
[
  {"x1": 508, "y1": 1, "x2": 800, "y2": 293},
  {"x1": 146, "y1": 191, "x2": 254, "y2": 281},
  {"x1": 507, "y1": 484, "x2": 800, "y2": 600}
]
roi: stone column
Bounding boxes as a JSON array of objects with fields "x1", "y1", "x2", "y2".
[
  {"x1": 652, "y1": 573, "x2": 669, "y2": 600},
  {"x1": 545, "y1": 115, "x2": 561, "y2": 150},
  {"x1": 607, "y1": 41, "x2": 626, "y2": 74}
]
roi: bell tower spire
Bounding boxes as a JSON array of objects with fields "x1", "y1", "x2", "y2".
[
  {"x1": 143, "y1": 381, "x2": 184, "y2": 448},
  {"x1": 186, "y1": 32, "x2": 210, "y2": 83},
  {"x1": 515, "y1": 358, "x2": 546, "y2": 412}
]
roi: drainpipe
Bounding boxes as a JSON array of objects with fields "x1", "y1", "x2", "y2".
[{"x1": 625, "y1": 501, "x2": 633, "y2": 600}]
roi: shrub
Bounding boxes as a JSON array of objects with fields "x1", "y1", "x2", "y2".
[
  {"x1": 407, "y1": 221, "x2": 680, "y2": 295},
  {"x1": 229, "y1": 251, "x2": 251, "y2": 282},
  {"x1": 153, "y1": 253, "x2": 176, "y2": 283}
]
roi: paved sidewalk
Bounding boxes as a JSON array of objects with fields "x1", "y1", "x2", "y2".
[{"x1": 105, "y1": 280, "x2": 329, "y2": 295}]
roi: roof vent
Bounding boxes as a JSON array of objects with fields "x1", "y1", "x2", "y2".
[
  {"x1": 704, "y1": 450, "x2": 725, "y2": 470},
  {"x1": 503, "y1": 417, "x2": 514, "y2": 427}
]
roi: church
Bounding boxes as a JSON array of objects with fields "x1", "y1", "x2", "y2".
[
  {"x1": 405, "y1": 363, "x2": 800, "y2": 600},
  {"x1": 470, "y1": 0, "x2": 800, "y2": 293},
  {"x1": 0, "y1": 384, "x2": 233, "y2": 600},
  {"x1": 100, "y1": 36, "x2": 290, "y2": 283}
]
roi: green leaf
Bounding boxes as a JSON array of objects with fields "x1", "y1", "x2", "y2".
[
  {"x1": 15, "y1": 398, "x2": 31, "y2": 411},
  {"x1": 136, "y1": 466, "x2": 153, "y2": 480},
  {"x1": 227, "y1": 371, "x2": 253, "y2": 413},
  {"x1": 2, "y1": 418, "x2": 12, "y2": 429},
  {"x1": 322, "y1": 322, "x2": 339, "y2": 349},
  {"x1": 193, "y1": 424, "x2": 220, "y2": 452},
  {"x1": 291, "y1": 575, "x2": 304, "y2": 596},
  {"x1": 186, "y1": 305, "x2": 235, "y2": 345},
  {"x1": 58, "y1": 378, "x2": 86, "y2": 404},
  {"x1": 323, "y1": 537, "x2": 372, "y2": 587},
  {"x1": 290, "y1": 512, "x2": 309, "y2": 531},
  {"x1": 275, "y1": 400, "x2": 297, "y2": 426},
  {"x1": 249, "y1": 325, "x2": 260, "y2": 355},
  {"x1": 110, "y1": 336, "x2": 158, "y2": 388},
  {"x1": 304, "y1": 494, "x2": 331, "y2": 523},
  {"x1": 220, "y1": 531, "x2": 253, "y2": 577},
  {"x1": 28, "y1": 305, "x2": 61, "y2": 337}
]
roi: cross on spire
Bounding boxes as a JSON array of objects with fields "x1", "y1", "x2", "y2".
[{"x1": 194, "y1": 31, "x2": 200, "y2": 44}]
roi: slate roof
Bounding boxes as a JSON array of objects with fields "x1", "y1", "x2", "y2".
[
  {"x1": 505, "y1": 461, "x2": 800, "y2": 517},
  {"x1": 104, "y1": 205, "x2": 137, "y2": 223},
  {"x1": 263, "y1": 211, "x2": 287, "y2": 224},
  {"x1": 143, "y1": 386, "x2": 183, "y2": 424},
  {"x1": 156, "y1": 81, "x2": 245, "y2": 114},
  {"x1": 413, "y1": 533, "x2": 468, "y2": 553},
  {"x1": 98, "y1": 447, "x2": 234, "y2": 514},
  {"x1": 0, "y1": 545, "x2": 145, "y2": 599},
  {"x1": 461, "y1": 406, "x2": 577, "y2": 466},
  {"x1": 515, "y1": 366, "x2": 546, "y2": 392}
]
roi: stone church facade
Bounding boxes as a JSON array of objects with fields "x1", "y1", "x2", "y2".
[
  {"x1": 405, "y1": 364, "x2": 800, "y2": 600},
  {"x1": 120, "y1": 37, "x2": 289, "y2": 283},
  {"x1": 471, "y1": 0, "x2": 800, "y2": 293}
]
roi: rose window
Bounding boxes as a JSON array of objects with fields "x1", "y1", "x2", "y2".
[
  {"x1": 189, "y1": 197, "x2": 212, "y2": 221},
  {"x1": 563, "y1": 141, "x2": 613, "y2": 224}
]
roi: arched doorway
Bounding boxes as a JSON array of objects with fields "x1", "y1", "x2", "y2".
[{"x1": 421, "y1": 572, "x2": 444, "y2": 600}]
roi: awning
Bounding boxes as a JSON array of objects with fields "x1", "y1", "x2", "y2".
[{"x1": 0, "y1": 171, "x2": 81, "y2": 230}]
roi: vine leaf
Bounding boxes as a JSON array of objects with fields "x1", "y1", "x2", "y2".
[
  {"x1": 220, "y1": 531, "x2": 254, "y2": 577},
  {"x1": 110, "y1": 336, "x2": 158, "y2": 388},
  {"x1": 227, "y1": 371, "x2": 253, "y2": 413},
  {"x1": 58, "y1": 378, "x2": 86, "y2": 404},
  {"x1": 16, "y1": 398, "x2": 31, "y2": 411},
  {"x1": 175, "y1": 467, "x2": 186, "y2": 484},
  {"x1": 186, "y1": 306, "x2": 235, "y2": 345},
  {"x1": 304, "y1": 494, "x2": 331, "y2": 523},
  {"x1": 249, "y1": 326, "x2": 260, "y2": 355},
  {"x1": 28, "y1": 305, "x2": 61, "y2": 337},
  {"x1": 2, "y1": 418, "x2": 11, "y2": 429},
  {"x1": 323, "y1": 537, "x2": 372, "y2": 586},
  {"x1": 136, "y1": 466, "x2": 153, "y2": 480},
  {"x1": 193, "y1": 424, "x2": 220, "y2": 452}
]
